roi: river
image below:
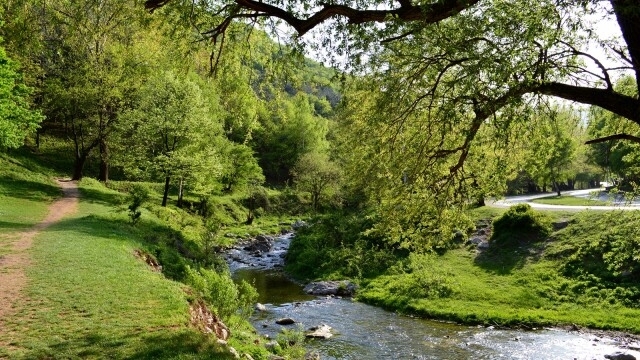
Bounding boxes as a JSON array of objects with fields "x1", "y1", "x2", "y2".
[{"x1": 227, "y1": 233, "x2": 640, "y2": 360}]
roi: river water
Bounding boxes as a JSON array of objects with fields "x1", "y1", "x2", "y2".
[{"x1": 228, "y1": 234, "x2": 640, "y2": 360}]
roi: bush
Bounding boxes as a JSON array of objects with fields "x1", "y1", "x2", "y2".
[
  {"x1": 185, "y1": 266, "x2": 258, "y2": 321},
  {"x1": 387, "y1": 253, "x2": 457, "y2": 299},
  {"x1": 128, "y1": 184, "x2": 149, "y2": 224},
  {"x1": 491, "y1": 204, "x2": 551, "y2": 244}
]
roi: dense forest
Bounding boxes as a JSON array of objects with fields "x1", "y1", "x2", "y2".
[{"x1": 2, "y1": 0, "x2": 640, "y2": 358}]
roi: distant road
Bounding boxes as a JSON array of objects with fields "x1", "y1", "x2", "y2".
[{"x1": 490, "y1": 188, "x2": 640, "y2": 211}]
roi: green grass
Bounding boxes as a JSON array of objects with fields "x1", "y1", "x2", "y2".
[
  {"x1": 1, "y1": 185, "x2": 236, "y2": 359},
  {"x1": 357, "y1": 248, "x2": 640, "y2": 332},
  {"x1": 288, "y1": 204, "x2": 640, "y2": 333},
  {"x1": 531, "y1": 195, "x2": 610, "y2": 206},
  {"x1": 0, "y1": 154, "x2": 295, "y2": 359}
]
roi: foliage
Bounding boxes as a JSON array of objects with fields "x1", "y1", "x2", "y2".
[
  {"x1": 220, "y1": 142, "x2": 265, "y2": 193},
  {"x1": 185, "y1": 266, "x2": 258, "y2": 321},
  {"x1": 491, "y1": 204, "x2": 551, "y2": 244},
  {"x1": 286, "y1": 211, "x2": 401, "y2": 280},
  {"x1": 291, "y1": 151, "x2": 341, "y2": 210},
  {"x1": 0, "y1": 43, "x2": 43, "y2": 149},
  {"x1": 117, "y1": 70, "x2": 224, "y2": 205},
  {"x1": 549, "y1": 211, "x2": 640, "y2": 307},
  {"x1": 127, "y1": 184, "x2": 150, "y2": 224}
]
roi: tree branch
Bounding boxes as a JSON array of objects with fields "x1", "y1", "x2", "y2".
[
  {"x1": 146, "y1": 0, "x2": 480, "y2": 37},
  {"x1": 535, "y1": 82, "x2": 640, "y2": 125},
  {"x1": 585, "y1": 133, "x2": 640, "y2": 144}
]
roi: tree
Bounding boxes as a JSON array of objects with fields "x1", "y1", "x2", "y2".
[
  {"x1": 220, "y1": 142, "x2": 265, "y2": 193},
  {"x1": 524, "y1": 105, "x2": 579, "y2": 196},
  {"x1": 26, "y1": 0, "x2": 149, "y2": 181},
  {"x1": 118, "y1": 71, "x2": 224, "y2": 206},
  {"x1": 0, "y1": 42, "x2": 43, "y2": 148},
  {"x1": 291, "y1": 151, "x2": 341, "y2": 210}
]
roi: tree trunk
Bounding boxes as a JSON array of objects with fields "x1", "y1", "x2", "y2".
[
  {"x1": 162, "y1": 176, "x2": 171, "y2": 207},
  {"x1": 553, "y1": 181, "x2": 561, "y2": 196},
  {"x1": 72, "y1": 153, "x2": 87, "y2": 181},
  {"x1": 177, "y1": 178, "x2": 184, "y2": 207},
  {"x1": 98, "y1": 139, "x2": 109, "y2": 183}
]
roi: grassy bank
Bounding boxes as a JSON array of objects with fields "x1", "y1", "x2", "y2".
[
  {"x1": 0, "y1": 152, "x2": 307, "y2": 359},
  {"x1": 286, "y1": 205, "x2": 640, "y2": 333}
]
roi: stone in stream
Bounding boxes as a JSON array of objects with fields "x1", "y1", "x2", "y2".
[
  {"x1": 275, "y1": 318, "x2": 296, "y2": 325},
  {"x1": 255, "y1": 303, "x2": 267, "y2": 312},
  {"x1": 605, "y1": 353, "x2": 636, "y2": 360},
  {"x1": 306, "y1": 324, "x2": 333, "y2": 339},
  {"x1": 303, "y1": 280, "x2": 357, "y2": 297}
]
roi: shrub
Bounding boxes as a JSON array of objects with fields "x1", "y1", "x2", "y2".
[
  {"x1": 127, "y1": 184, "x2": 149, "y2": 224},
  {"x1": 491, "y1": 204, "x2": 551, "y2": 244},
  {"x1": 185, "y1": 266, "x2": 258, "y2": 321}
]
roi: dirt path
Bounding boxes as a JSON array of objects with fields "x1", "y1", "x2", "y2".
[{"x1": 0, "y1": 180, "x2": 79, "y2": 339}]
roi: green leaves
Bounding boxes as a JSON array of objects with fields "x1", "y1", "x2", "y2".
[{"x1": 0, "y1": 45, "x2": 43, "y2": 149}]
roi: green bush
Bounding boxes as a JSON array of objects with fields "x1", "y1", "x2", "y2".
[
  {"x1": 387, "y1": 253, "x2": 457, "y2": 299},
  {"x1": 128, "y1": 184, "x2": 149, "y2": 224},
  {"x1": 550, "y1": 211, "x2": 640, "y2": 307},
  {"x1": 491, "y1": 204, "x2": 551, "y2": 244},
  {"x1": 185, "y1": 266, "x2": 258, "y2": 321}
]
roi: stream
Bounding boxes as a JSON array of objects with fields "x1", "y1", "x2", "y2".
[{"x1": 226, "y1": 233, "x2": 640, "y2": 360}]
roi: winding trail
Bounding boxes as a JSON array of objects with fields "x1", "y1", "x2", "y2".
[{"x1": 0, "y1": 180, "x2": 79, "y2": 340}]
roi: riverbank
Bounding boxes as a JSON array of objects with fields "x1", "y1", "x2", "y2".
[
  {"x1": 0, "y1": 152, "x2": 301, "y2": 359},
  {"x1": 285, "y1": 207, "x2": 640, "y2": 335}
]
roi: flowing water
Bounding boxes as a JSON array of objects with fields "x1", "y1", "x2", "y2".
[{"x1": 228, "y1": 234, "x2": 640, "y2": 360}]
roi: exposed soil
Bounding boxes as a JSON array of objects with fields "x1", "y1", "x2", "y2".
[{"x1": 0, "y1": 179, "x2": 79, "y2": 345}]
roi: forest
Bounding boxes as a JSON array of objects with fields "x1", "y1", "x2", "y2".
[{"x1": 2, "y1": 0, "x2": 640, "y2": 359}]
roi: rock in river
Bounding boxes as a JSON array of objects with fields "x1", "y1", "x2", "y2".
[
  {"x1": 306, "y1": 324, "x2": 333, "y2": 339},
  {"x1": 275, "y1": 318, "x2": 296, "y2": 325},
  {"x1": 605, "y1": 353, "x2": 636, "y2": 360},
  {"x1": 303, "y1": 280, "x2": 357, "y2": 296}
]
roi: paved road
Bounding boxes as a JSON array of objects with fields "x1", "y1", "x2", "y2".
[{"x1": 490, "y1": 188, "x2": 640, "y2": 211}]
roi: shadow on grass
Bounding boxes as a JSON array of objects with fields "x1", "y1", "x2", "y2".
[
  {"x1": 473, "y1": 236, "x2": 546, "y2": 275},
  {"x1": 0, "y1": 220, "x2": 33, "y2": 231},
  {"x1": 21, "y1": 329, "x2": 234, "y2": 360},
  {"x1": 0, "y1": 175, "x2": 62, "y2": 202},
  {"x1": 79, "y1": 186, "x2": 126, "y2": 207}
]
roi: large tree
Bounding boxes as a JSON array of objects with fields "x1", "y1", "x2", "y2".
[{"x1": 117, "y1": 70, "x2": 224, "y2": 207}]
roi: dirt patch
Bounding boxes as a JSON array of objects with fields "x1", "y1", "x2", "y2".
[
  {"x1": 189, "y1": 299, "x2": 230, "y2": 341},
  {"x1": 0, "y1": 179, "x2": 79, "y2": 345},
  {"x1": 133, "y1": 249, "x2": 162, "y2": 272}
]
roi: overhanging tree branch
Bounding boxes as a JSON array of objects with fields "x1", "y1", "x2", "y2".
[
  {"x1": 146, "y1": 0, "x2": 480, "y2": 37},
  {"x1": 585, "y1": 133, "x2": 640, "y2": 145},
  {"x1": 535, "y1": 82, "x2": 640, "y2": 125}
]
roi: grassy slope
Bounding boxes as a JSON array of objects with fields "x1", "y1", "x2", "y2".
[
  {"x1": 0, "y1": 149, "x2": 289, "y2": 359},
  {"x1": 1, "y1": 182, "x2": 233, "y2": 359},
  {"x1": 356, "y1": 208, "x2": 640, "y2": 333}
]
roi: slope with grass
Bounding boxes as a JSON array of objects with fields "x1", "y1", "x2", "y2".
[
  {"x1": 287, "y1": 205, "x2": 640, "y2": 333},
  {"x1": 0, "y1": 152, "x2": 304, "y2": 359}
]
